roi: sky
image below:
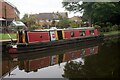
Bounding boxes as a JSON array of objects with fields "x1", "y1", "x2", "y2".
[{"x1": 6, "y1": 0, "x2": 82, "y2": 19}]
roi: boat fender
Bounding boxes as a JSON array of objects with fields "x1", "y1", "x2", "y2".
[{"x1": 11, "y1": 45, "x2": 17, "y2": 48}]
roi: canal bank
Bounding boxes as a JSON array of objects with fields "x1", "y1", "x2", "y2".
[{"x1": 104, "y1": 33, "x2": 120, "y2": 40}]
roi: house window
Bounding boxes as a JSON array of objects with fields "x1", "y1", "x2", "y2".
[
  {"x1": 71, "y1": 31, "x2": 74, "y2": 37},
  {"x1": 90, "y1": 30, "x2": 94, "y2": 35},
  {"x1": 80, "y1": 31, "x2": 85, "y2": 36}
]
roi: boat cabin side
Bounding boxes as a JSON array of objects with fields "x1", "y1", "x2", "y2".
[{"x1": 16, "y1": 27, "x2": 100, "y2": 43}]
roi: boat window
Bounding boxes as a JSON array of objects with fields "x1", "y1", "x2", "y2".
[
  {"x1": 90, "y1": 30, "x2": 94, "y2": 35},
  {"x1": 71, "y1": 31, "x2": 74, "y2": 37},
  {"x1": 80, "y1": 31, "x2": 85, "y2": 36}
]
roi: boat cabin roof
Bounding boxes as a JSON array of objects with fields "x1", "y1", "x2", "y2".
[{"x1": 31, "y1": 27, "x2": 95, "y2": 32}]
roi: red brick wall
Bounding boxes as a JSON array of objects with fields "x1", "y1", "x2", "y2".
[
  {"x1": 0, "y1": 1, "x2": 2, "y2": 18},
  {"x1": 1, "y1": 1, "x2": 19, "y2": 19}
]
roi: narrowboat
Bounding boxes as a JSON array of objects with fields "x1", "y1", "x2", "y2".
[{"x1": 7, "y1": 27, "x2": 104, "y2": 53}]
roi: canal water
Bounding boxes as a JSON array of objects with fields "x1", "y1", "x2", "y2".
[{"x1": 1, "y1": 37, "x2": 120, "y2": 79}]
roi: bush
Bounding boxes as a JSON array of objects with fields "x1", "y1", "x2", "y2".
[
  {"x1": 28, "y1": 26, "x2": 38, "y2": 31},
  {"x1": 58, "y1": 19, "x2": 70, "y2": 28},
  {"x1": 101, "y1": 27, "x2": 111, "y2": 32},
  {"x1": 93, "y1": 25, "x2": 101, "y2": 32},
  {"x1": 119, "y1": 25, "x2": 120, "y2": 30},
  {"x1": 106, "y1": 22, "x2": 112, "y2": 27},
  {"x1": 112, "y1": 24, "x2": 119, "y2": 31},
  {"x1": 94, "y1": 25, "x2": 101, "y2": 29},
  {"x1": 70, "y1": 23, "x2": 79, "y2": 28},
  {"x1": 28, "y1": 25, "x2": 43, "y2": 31}
]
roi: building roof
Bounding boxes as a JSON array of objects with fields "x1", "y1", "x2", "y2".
[
  {"x1": 32, "y1": 12, "x2": 68, "y2": 20},
  {"x1": 37, "y1": 13, "x2": 57, "y2": 20},
  {"x1": 11, "y1": 21, "x2": 25, "y2": 26}
]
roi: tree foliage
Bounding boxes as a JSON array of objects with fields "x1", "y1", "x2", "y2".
[
  {"x1": 70, "y1": 21, "x2": 80, "y2": 28},
  {"x1": 58, "y1": 18, "x2": 70, "y2": 28},
  {"x1": 62, "y1": 2, "x2": 120, "y2": 27},
  {"x1": 21, "y1": 14, "x2": 36, "y2": 27}
]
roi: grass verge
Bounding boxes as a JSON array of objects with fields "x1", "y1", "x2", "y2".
[
  {"x1": 0, "y1": 33, "x2": 16, "y2": 40},
  {"x1": 101, "y1": 31, "x2": 120, "y2": 35}
]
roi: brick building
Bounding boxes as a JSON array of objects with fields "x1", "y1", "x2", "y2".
[
  {"x1": 30, "y1": 12, "x2": 68, "y2": 28},
  {"x1": 0, "y1": 0, "x2": 20, "y2": 26}
]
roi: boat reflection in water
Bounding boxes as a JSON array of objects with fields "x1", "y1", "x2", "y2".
[
  {"x1": 18, "y1": 46, "x2": 98, "y2": 73},
  {"x1": 2, "y1": 41, "x2": 101, "y2": 78}
]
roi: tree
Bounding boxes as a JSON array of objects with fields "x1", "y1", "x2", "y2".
[
  {"x1": 70, "y1": 21, "x2": 80, "y2": 28},
  {"x1": 58, "y1": 18, "x2": 70, "y2": 28},
  {"x1": 62, "y1": 2, "x2": 94, "y2": 26},
  {"x1": 51, "y1": 20, "x2": 56, "y2": 27},
  {"x1": 62, "y1": 2, "x2": 120, "y2": 27},
  {"x1": 21, "y1": 14, "x2": 36, "y2": 27}
]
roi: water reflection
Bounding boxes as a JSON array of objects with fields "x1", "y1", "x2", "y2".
[
  {"x1": 63, "y1": 39, "x2": 120, "y2": 79},
  {"x1": 2, "y1": 38, "x2": 120, "y2": 79},
  {"x1": 18, "y1": 46, "x2": 98, "y2": 73},
  {"x1": 2, "y1": 40, "x2": 102, "y2": 78}
]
